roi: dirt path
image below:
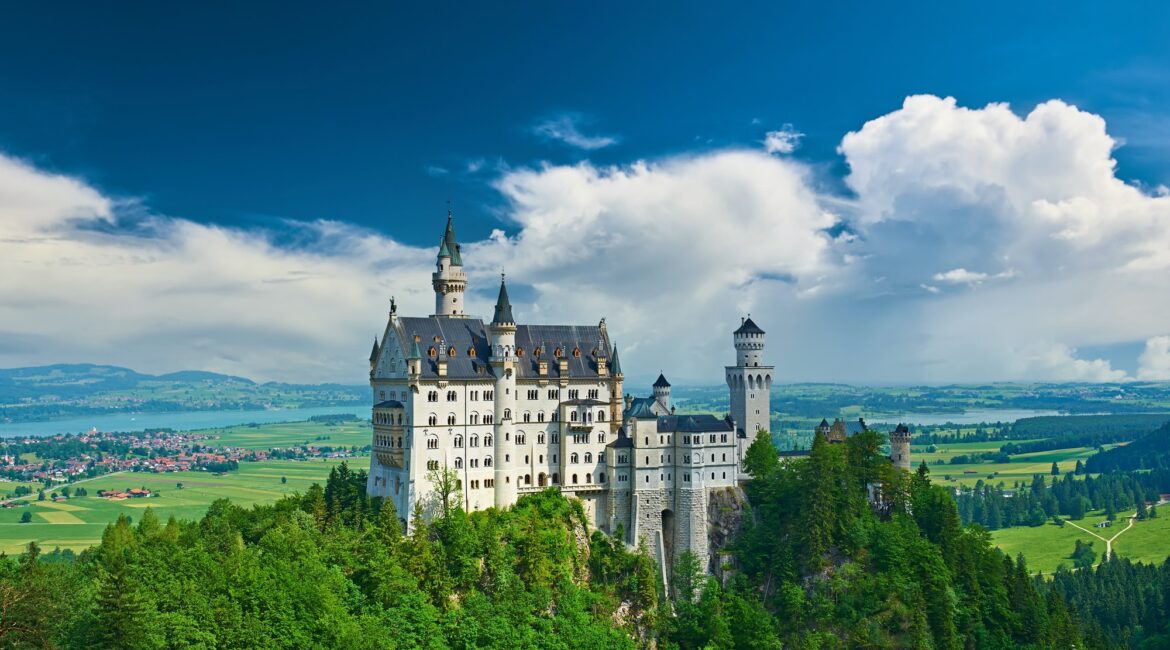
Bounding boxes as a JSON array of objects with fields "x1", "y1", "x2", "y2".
[{"x1": 1062, "y1": 497, "x2": 1168, "y2": 560}]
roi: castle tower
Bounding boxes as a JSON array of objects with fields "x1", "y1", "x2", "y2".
[
  {"x1": 652, "y1": 373, "x2": 671, "y2": 412},
  {"x1": 432, "y1": 211, "x2": 468, "y2": 318},
  {"x1": 726, "y1": 317, "x2": 774, "y2": 461},
  {"x1": 490, "y1": 276, "x2": 518, "y2": 508},
  {"x1": 609, "y1": 344, "x2": 624, "y2": 433},
  {"x1": 889, "y1": 423, "x2": 912, "y2": 470}
]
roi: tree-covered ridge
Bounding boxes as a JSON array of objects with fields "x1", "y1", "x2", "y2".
[
  {"x1": 0, "y1": 463, "x2": 657, "y2": 649},
  {"x1": 1046, "y1": 557, "x2": 1170, "y2": 648},
  {"x1": 1087, "y1": 422, "x2": 1170, "y2": 473},
  {"x1": 729, "y1": 430, "x2": 1083, "y2": 649}
]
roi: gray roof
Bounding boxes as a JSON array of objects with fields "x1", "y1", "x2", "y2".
[
  {"x1": 442, "y1": 214, "x2": 462, "y2": 266},
  {"x1": 374, "y1": 400, "x2": 404, "y2": 408},
  {"x1": 607, "y1": 427, "x2": 634, "y2": 448},
  {"x1": 369, "y1": 338, "x2": 379, "y2": 362},
  {"x1": 625, "y1": 399, "x2": 658, "y2": 419},
  {"x1": 492, "y1": 279, "x2": 514, "y2": 325},
  {"x1": 656, "y1": 414, "x2": 734, "y2": 433},
  {"x1": 563, "y1": 398, "x2": 607, "y2": 406},
  {"x1": 734, "y1": 317, "x2": 765, "y2": 335},
  {"x1": 391, "y1": 317, "x2": 612, "y2": 381},
  {"x1": 653, "y1": 373, "x2": 671, "y2": 388}
]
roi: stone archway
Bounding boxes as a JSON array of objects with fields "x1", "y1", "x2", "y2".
[{"x1": 661, "y1": 508, "x2": 676, "y2": 567}]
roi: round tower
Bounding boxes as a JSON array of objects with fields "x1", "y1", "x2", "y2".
[
  {"x1": 432, "y1": 211, "x2": 468, "y2": 317},
  {"x1": 889, "y1": 423, "x2": 912, "y2": 470},
  {"x1": 490, "y1": 276, "x2": 518, "y2": 508},
  {"x1": 734, "y1": 316, "x2": 765, "y2": 367},
  {"x1": 652, "y1": 373, "x2": 671, "y2": 411}
]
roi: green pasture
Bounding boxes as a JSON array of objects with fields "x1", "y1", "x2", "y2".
[
  {"x1": 200, "y1": 419, "x2": 372, "y2": 450},
  {"x1": 0, "y1": 479, "x2": 42, "y2": 498},
  {"x1": 992, "y1": 507, "x2": 1170, "y2": 575},
  {"x1": 0, "y1": 458, "x2": 356, "y2": 554},
  {"x1": 916, "y1": 444, "x2": 1113, "y2": 488}
]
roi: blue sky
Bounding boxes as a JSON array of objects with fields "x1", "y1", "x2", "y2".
[{"x1": 2, "y1": 3, "x2": 1170, "y2": 384}]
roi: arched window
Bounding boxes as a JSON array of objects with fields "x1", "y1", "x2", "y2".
[
  {"x1": 453, "y1": 435, "x2": 463, "y2": 448},
  {"x1": 584, "y1": 452, "x2": 593, "y2": 463},
  {"x1": 597, "y1": 410, "x2": 606, "y2": 422},
  {"x1": 484, "y1": 434, "x2": 493, "y2": 446},
  {"x1": 572, "y1": 474, "x2": 578, "y2": 484},
  {"x1": 599, "y1": 473, "x2": 606, "y2": 483},
  {"x1": 454, "y1": 457, "x2": 463, "y2": 469},
  {"x1": 537, "y1": 433, "x2": 545, "y2": 444},
  {"x1": 470, "y1": 412, "x2": 479, "y2": 425},
  {"x1": 538, "y1": 472, "x2": 547, "y2": 486},
  {"x1": 428, "y1": 414, "x2": 437, "y2": 426},
  {"x1": 447, "y1": 414, "x2": 456, "y2": 425},
  {"x1": 523, "y1": 412, "x2": 531, "y2": 423},
  {"x1": 537, "y1": 411, "x2": 545, "y2": 422},
  {"x1": 570, "y1": 453, "x2": 579, "y2": 464},
  {"x1": 447, "y1": 390, "x2": 457, "y2": 401},
  {"x1": 470, "y1": 435, "x2": 479, "y2": 447},
  {"x1": 570, "y1": 411, "x2": 578, "y2": 422},
  {"x1": 587, "y1": 411, "x2": 593, "y2": 423},
  {"x1": 516, "y1": 433, "x2": 526, "y2": 445},
  {"x1": 516, "y1": 347, "x2": 524, "y2": 357},
  {"x1": 484, "y1": 455, "x2": 493, "y2": 467},
  {"x1": 524, "y1": 474, "x2": 531, "y2": 485},
  {"x1": 484, "y1": 414, "x2": 493, "y2": 424},
  {"x1": 503, "y1": 408, "x2": 511, "y2": 420},
  {"x1": 551, "y1": 472, "x2": 559, "y2": 484},
  {"x1": 427, "y1": 436, "x2": 438, "y2": 450},
  {"x1": 585, "y1": 472, "x2": 591, "y2": 483}
]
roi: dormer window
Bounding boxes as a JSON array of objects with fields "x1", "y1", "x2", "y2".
[
  {"x1": 433, "y1": 335, "x2": 441, "y2": 343},
  {"x1": 534, "y1": 346, "x2": 542, "y2": 357},
  {"x1": 516, "y1": 347, "x2": 525, "y2": 357},
  {"x1": 428, "y1": 347, "x2": 437, "y2": 358},
  {"x1": 554, "y1": 347, "x2": 562, "y2": 358},
  {"x1": 468, "y1": 347, "x2": 476, "y2": 357},
  {"x1": 448, "y1": 346, "x2": 456, "y2": 357},
  {"x1": 572, "y1": 348, "x2": 581, "y2": 358}
]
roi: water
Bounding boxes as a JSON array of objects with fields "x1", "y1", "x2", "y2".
[
  {"x1": 866, "y1": 409, "x2": 1064, "y2": 427},
  {"x1": 0, "y1": 405, "x2": 371, "y2": 438}
]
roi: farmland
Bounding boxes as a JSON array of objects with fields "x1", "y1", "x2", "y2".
[
  {"x1": 913, "y1": 441, "x2": 1117, "y2": 488},
  {"x1": 993, "y1": 507, "x2": 1170, "y2": 574},
  {"x1": 0, "y1": 458, "x2": 352, "y2": 554}
]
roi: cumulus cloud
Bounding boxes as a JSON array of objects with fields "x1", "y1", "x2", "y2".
[
  {"x1": 533, "y1": 114, "x2": 618, "y2": 150},
  {"x1": 763, "y1": 125, "x2": 804, "y2": 154},
  {"x1": 7, "y1": 93, "x2": 1170, "y2": 385},
  {"x1": 1138, "y1": 336, "x2": 1170, "y2": 380}
]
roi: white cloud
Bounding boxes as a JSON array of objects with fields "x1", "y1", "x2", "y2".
[
  {"x1": 763, "y1": 125, "x2": 803, "y2": 155},
  {"x1": 7, "y1": 94, "x2": 1170, "y2": 385},
  {"x1": 425, "y1": 165, "x2": 449, "y2": 176},
  {"x1": 932, "y1": 268, "x2": 989, "y2": 284},
  {"x1": 1138, "y1": 336, "x2": 1170, "y2": 380},
  {"x1": 533, "y1": 114, "x2": 618, "y2": 150}
]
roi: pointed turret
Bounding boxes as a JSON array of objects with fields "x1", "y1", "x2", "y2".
[
  {"x1": 369, "y1": 338, "x2": 379, "y2": 363},
  {"x1": 492, "y1": 275, "x2": 515, "y2": 325},
  {"x1": 610, "y1": 345, "x2": 623, "y2": 376},
  {"x1": 408, "y1": 335, "x2": 422, "y2": 360},
  {"x1": 432, "y1": 208, "x2": 468, "y2": 317},
  {"x1": 442, "y1": 211, "x2": 462, "y2": 266},
  {"x1": 653, "y1": 373, "x2": 671, "y2": 388}
]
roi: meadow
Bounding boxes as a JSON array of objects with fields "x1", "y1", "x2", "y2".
[
  {"x1": 204, "y1": 418, "x2": 372, "y2": 450},
  {"x1": 0, "y1": 458, "x2": 352, "y2": 554},
  {"x1": 992, "y1": 507, "x2": 1170, "y2": 574},
  {"x1": 912, "y1": 441, "x2": 1114, "y2": 488}
]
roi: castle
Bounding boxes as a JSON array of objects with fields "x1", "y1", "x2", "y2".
[{"x1": 366, "y1": 213, "x2": 908, "y2": 572}]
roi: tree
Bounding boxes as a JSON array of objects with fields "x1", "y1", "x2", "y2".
[
  {"x1": 36, "y1": 490, "x2": 45, "y2": 502},
  {"x1": 20, "y1": 511, "x2": 31, "y2": 523},
  {"x1": 424, "y1": 466, "x2": 461, "y2": 519},
  {"x1": 1051, "y1": 461, "x2": 1060, "y2": 476},
  {"x1": 176, "y1": 482, "x2": 184, "y2": 489},
  {"x1": 281, "y1": 476, "x2": 288, "y2": 484},
  {"x1": 743, "y1": 429, "x2": 779, "y2": 478}
]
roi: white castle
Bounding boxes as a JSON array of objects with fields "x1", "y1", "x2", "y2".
[{"x1": 366, "y1": 214, "x2": 776, "y2": 569}]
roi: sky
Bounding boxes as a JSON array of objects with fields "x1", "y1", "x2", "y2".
[{"x1": 3, "y1": 3, "x2": 1170, "y2": 386}]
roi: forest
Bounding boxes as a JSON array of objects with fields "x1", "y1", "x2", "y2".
[
  {"x1": 1087, "y1": 423, "x2": 1170, "y2": 472},
  {"x1": 2, "y1": 437, "x2": 1168, "y2": 648}
]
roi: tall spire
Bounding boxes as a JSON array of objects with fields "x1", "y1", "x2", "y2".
[
  {"x1": 369, "y1": 337, "x2": 379, "y2": 363},
  {"x1": 610, "y1": 344, "x2": 623, "y2": 376},
  {"x1": 492, "y1": 273, "x2": 514, "y2": 325},
  {"x1": 443, "y1": 208, "x2": 462, "y2": 266},
  {"x1": 408, "y1": 334, "x2": 422, "y2": 360}
]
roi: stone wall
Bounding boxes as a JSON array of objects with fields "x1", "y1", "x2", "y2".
[{"x1": 706, "y1": 485, "x2": 748, "y2": 574}]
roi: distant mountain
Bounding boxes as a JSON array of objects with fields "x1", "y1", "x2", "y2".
[{"x1": 0, "y1": 364, "x2": 367, "y2": 424}]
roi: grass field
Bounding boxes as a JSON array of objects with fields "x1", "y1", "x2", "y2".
[
  {"x1": 992, "y1": 508, "x2": 1170, "y2": 574},
  {"x1": 0, "y1": 458, "x2": 356, "y2": 554},
  {"x1": 914, "y1": 442, "x2": 1117, "y2": 488},
  {"x1": 0, "y1": 479, "x2": 42, "y2": 498},
  {"x1": 201, "y1": 419, "x2": 372, "y2": 450}
]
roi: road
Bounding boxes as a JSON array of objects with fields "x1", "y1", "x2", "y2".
[{"x1": 1061, "y1": 497, "x2": 1168, "y2": 560}]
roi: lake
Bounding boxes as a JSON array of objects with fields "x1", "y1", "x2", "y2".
[
  {"x1": 0, "y1": 405, "x2": 371, "y2": 438},
  {"x1": 865, "y1": 409, "x2": 1064, "y2": 427}
]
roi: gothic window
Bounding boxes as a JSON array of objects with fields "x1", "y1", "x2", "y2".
[
  {"x1": 427, "y1": 436, "x2": 438, "y2": 449},
  {"x1": 447, "y1": 390, "x2": 457, "y2": 401},
  {"x1": 471, "y1": 390, "x2": 478, "y2": 401},
  {"x1": 597, "y1": 433, "x2": 606, "y2": 444},
  {"x1": 523, "y1": 412, "x2": 531, "y2": 423},
  {"x1": 597, "y1": 410, "x2": 605, "y2": 422},
  {"x1": 503, "y1": 408, "x2": 511, "y2": 420},
  {"x1": 447, "y1": 414, "x2": 456, "y2": 425},
  {"x1": 428, "y1": 414, "x2": 437, "y2": 426},
  {"x1": 527, "y1": 389, "x2": 538, "y2": 400},
  {"x1": 570, "y1": 453, "x2": 579, "y2": 464},
  {"x1": 468, "y1": 347, "x2": 476, "y2": 357},
  {"x1": 470, "y1": 458, "x2": 479, "y2": 468},
  {"x1": 470, "y1": 413, "x2": 479, "y2": 425},
  {"x1": 537, "y1": 411, "x2": 545, "y2": 422},
  {"x1": 721, "y1": 434, "x2": 728, "y2": 443},
  {"x1": 570, "y1": 411, "x2": 578, "y2": 422},
  {"x1": 551, "y1": 472, "x2": 559, "y2": 484},
  {"x1": 618, "y1": 454, "x2": 627, "y2": 464},
  {"x1": 516, "y1": 434, "x2": 526, "y2": 445},
  {"x1": 587, "y1": 411, "x2": 593, "y2": 424},
  {"x1": 485, "y1": 434, "x2": 493, "y2": 446},
  {"x1": 524, "y1": 474, "x2": 531, "y2": 485},
  {"x1": 554, "y1": 347, "x2": 562, "y2": 358},
  {"x1": 428, "y1": 391, "x2": 438, "y2": 402},
  {"x1": 470, "y1": 435, "x2": 479, "y2": 447},
  {"x1": 537, "y1": 433, "x2": 545, "y2": 444},
  {"x1": 453, "y1": 435, "x2": 463, "y2": 448},
  {"x1": 551, "y1": 411, "x2": 559, "y2": 422},
  {"x1": 454, "y1": 457, "x2": 463, "y2": 469},
  {"x1": 484, "y1": 455, "x2": 493, "y2": 467},
  {"x1": 485, "y1": 390, "x2": 494, "y2": 400},
  {"x1": 551, "y1": 434, "x2": 559, "y2": 444},
  {"x1": 584, "y1": 452, "x2": 592, "y2": 463},
  {"x1": 516, "y1": 347, "x2": 524, "y2": 357},
  {"x1": 572, "y1": 348, "x2": 581, "y2": 358}
]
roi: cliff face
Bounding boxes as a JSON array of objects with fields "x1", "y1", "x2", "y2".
[{"x1": 706, "y1": 485, "x2": 749, "y2": 574}]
